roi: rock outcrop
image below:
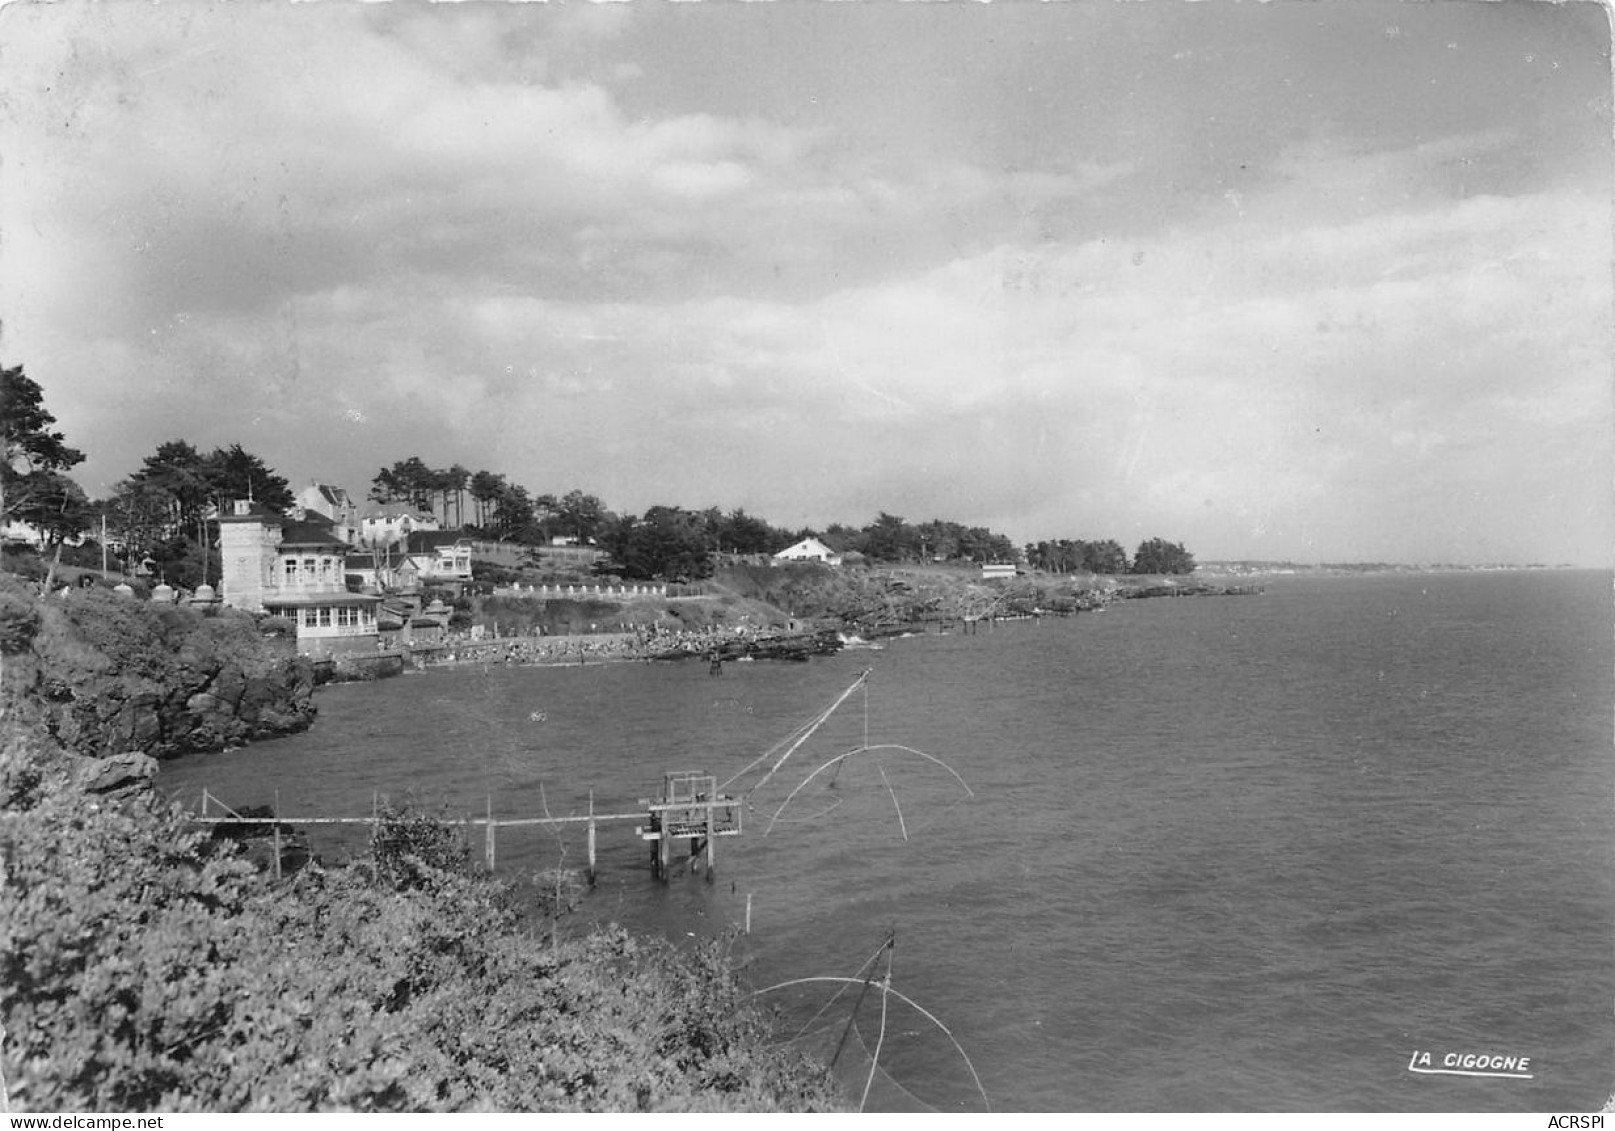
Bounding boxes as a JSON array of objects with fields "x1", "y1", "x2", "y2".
[
  {"x1": 4, "y1": 578, "x2": 318, "y2": 762},
  {"x1": 38, "y1": 655, "x2": 317, "y2": 760}
]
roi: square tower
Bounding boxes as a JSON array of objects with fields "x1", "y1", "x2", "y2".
[{"x1": 216, "y1": 499, "x2": 284, "y2": 613}]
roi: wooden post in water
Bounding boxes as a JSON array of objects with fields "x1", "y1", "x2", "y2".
[
  {"x1": 704, "y1": 800, "x2": 716, "y2": 880},
  {"x1": 272, "y1": 789, "x2": 282, "y2": 882},
  {"x1": 586, "y1": 790, "x2": 597, "y2": 886},
  {"x1": 745, "y1": 892, "x2": 752, "y2": 935},
  {"x1": 484, "y1": 794, "x2": 495, "y2": 872}
]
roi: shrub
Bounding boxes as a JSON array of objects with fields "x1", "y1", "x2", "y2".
[
  {"x1": 0, "y1": 595, "x2": 843, "y2": 1113},
  {"x1": 0, "y1": 577, "x2": 41, "y2": 654},
  {"x1": 367, "y1": 802, "x2": 471, "y2": 892},
  {"x1": 2, "y1": 772, "x2": 844, "y2": 1111}
]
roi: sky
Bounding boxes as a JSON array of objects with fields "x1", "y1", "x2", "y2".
[{"x1": 2, "y1": 0, "x2": 1611, "y2": 566}]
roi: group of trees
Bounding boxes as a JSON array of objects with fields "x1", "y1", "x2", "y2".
[
  {"x1": 1023, "y1": 536, "x2": 1196, "y2": 575},
  {"x1": 368, "y1": 458, "x2": 607, "y2": 546},
  {"x1": 819, "y1": 513, "x2": 1020, "y2": 566},
  {"x1": 2, "y1": 364, "x2": 305, "y2": 587},
  {"x1": 596, "y1": 505, "x2": 800, "y2": 581},
  {"x1": 593, "y1": 510, "x2": 1040, "y2": 583},
  {"x1": 4, "y1": 364, "x2": 1196, "y2": 587},
  {"x1": 2, "y1": 366, "x2": 89, "y2": 573},
  {"x1": 1130, "y1": 537, "x2": 1197, "y2": 575},
  {"x1": 113, "y1": 440, "x2": 293, "y2": 557},
  {"x1": 93, "y1": 441, "x2": 295, "y2": 588},
  {"x1": 1023, "y1": 538, "x2": 1129, "y2": 575}
]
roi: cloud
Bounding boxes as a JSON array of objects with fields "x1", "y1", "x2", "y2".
[{"x1": 2, "y1": 5, "x2": 1608, "y2": 565}]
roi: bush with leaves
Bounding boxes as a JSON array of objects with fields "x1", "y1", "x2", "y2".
[
  {"x1": 0, "y1": 575, "x2": 41, "y2": 653},
  {"x1": 365, "y1": 801, "x2": 471, "y2": 892},
  {"x1": 1, "y1": 576, "x2": 842, "y2": 1111},
  {"x1": 1, "y1": 756, "x2": 843, "y2": 1111}
]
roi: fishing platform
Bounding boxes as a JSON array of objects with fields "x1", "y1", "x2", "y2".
[
  {"x1": 189, "y1": 670, "x2": 916, "y2": 887},
  {"x1": 637, "y1": 771, "x2": 743, "y2": 880}
]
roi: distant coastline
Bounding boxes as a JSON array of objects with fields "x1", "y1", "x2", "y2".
[{"x1": 1195, "y1": 560, "x2": 1595, "y2": 576}]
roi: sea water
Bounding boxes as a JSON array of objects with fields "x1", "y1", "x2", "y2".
[{"x1": 157, "y1": 570, "x2": 1615, "y2": 1112}]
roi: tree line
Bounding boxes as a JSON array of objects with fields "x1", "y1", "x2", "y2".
[
  {"x1": 1024, "y1": 536, "x2": 1196, "y2": 576},
  {"x1": 3, "y1": 363, "x2": 1196, "y2": 585},
  {"x1": 367, "y1": 457, "x2": 608, "y2": 545}
]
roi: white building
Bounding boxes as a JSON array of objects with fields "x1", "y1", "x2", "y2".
[
  {"x1": 773, "y1": 537, "x2": 842, "y2": 566},
  {"x1": 296, "y1": 482, "x2": 361, "y2": 545},
  {"x1": 216, "y1": 500, "x2": 381, "y2": 658},
  {"x1": 359, "y1": 503, "x2": 440, "y2": 549},
  {"x1": 403, "y1": 531, "x2": 472, "y2": 582}
]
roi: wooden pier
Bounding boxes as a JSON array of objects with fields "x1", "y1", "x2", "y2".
[{"x1": 192, "y1": 776, "x2": 743, "y2": 884}]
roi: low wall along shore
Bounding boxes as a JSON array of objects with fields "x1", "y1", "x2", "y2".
[{"x1": 491, "y1": 582, "x2": 707, "y2": 600}]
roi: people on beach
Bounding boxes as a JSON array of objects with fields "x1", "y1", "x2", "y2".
[{"x1": 426, "y1": 622, "x2": 771, "y2": 668}]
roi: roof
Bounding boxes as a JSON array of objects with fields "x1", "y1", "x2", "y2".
[
  {"x1": 775, "y1": 537, "x2": 839, "y2": 558},
  {"x1": 263, "y1": 592, "x2": 383, "y2": 608},
  {"x1": 278, "y1": 511, "x2": 347, "y2": 548},
  {"x1": 361, "y1": 502, "x2": 436, "y2": 520},
  {"x1": 406, "y1": 530, "x2": 471, "y2": 553},
  {"x1": 215, "y1": 500, "x2": 285, "y2": 525}
]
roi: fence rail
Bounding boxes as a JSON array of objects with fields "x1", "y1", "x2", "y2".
[
  {"x1": 490, "y1": 581, "x2": 709, "y2": 600},
  {"x1": 195, "y1": 786, "x2": 738, "y2": 882}
]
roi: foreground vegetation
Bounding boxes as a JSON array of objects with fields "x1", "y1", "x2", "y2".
[{"x1": 0, "y1": 583, "x2": 844, "y2": 1112}]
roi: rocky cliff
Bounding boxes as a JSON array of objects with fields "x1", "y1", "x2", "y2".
[{"x1": 1, "y1": 576, "x2": 316, "y2": 765}]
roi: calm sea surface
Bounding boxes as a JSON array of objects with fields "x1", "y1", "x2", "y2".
[{"x1": 157, "y1": 571, "x2": 1615, "y2": 1112}]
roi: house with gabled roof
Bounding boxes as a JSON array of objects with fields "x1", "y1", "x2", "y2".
[
  {"x1": 773, "y1": 536, "x2": 842, "y2": 566},
  {"x1": 296, "y1": 482, "x2": 361, "y2": 545},
  {"x1": 401, "y1": 530, "x2": 473, "y2": 586},
  {"x1": 216, "y1": 500, "x2": 381, "y2": 658}
]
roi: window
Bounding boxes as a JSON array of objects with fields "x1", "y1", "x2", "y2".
[
  {"x1": 317, "y1": 607, "x2": 332, "y2": 628},
  {"x1": 283, "y1": 559, "x2": 297, "y2": 585}
]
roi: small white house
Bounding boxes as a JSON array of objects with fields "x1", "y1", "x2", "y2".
[
  {"x1": 403, "y1": 532, "x2": 473, "y2": 584},
  {"x1": 359, "y1": 504, "x2": 440, "y2": 549},
  {"x1": 774, "y1": 537, "x2": 842, "y2": 566}
]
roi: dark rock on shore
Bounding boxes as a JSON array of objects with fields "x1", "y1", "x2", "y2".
[
  {"x1": 37, "y1": 652, "x2": 317, "y2": 760},
  {"x1": 73, "y1": 750, "x2": 158, "y2": 798},
  {"x1": 1116, "y1": 582, "x2": 1264, "y2": 600},
  {"x1": 652, "y1": 627, "x2": 844, "y2": 663},
  {"x1": 6, "y1": 580, "x2": 319, "y2": 761}
]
